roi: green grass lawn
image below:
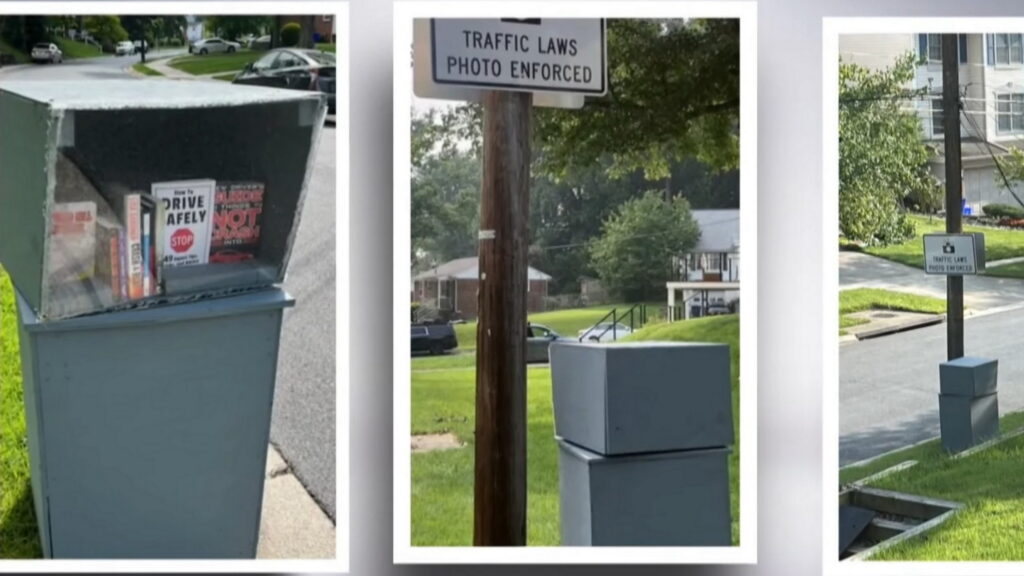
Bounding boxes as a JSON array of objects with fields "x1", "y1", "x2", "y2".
[
  {"x1": 167, "y1": 50, "x2": 261, "y2": 75},
  {"x1": 984, "y1": 260, "x2": 1024, "y2": 279},
  {"x1": 54, "y1": 38, "x2": 102, "y2": 59},
  {"x1": 0, "y1": 39, "x2": 29, "y2": 63},
  {"x1": 132, "y1": 62, "x2": 163, "y2": 76},
  {"x1": 841, "y1": 412, "x2": 1024, "y2": 560},
  {"x1": 411, "y1": 314, "x2": 740, "y2": 546},
  {"x1": 212, "y1": 72, "x2": 237, "y2": 82},
  {"x1": 451, "y1": 303, "x2": 658, "y2": 351},
  {"x1": 855, "y1": 214, "x2": 1024, "y2": 274},
  {"x1": 838, "y1": 288, "x2": 947, "y2": 336},
  {"x1": 0, "y1": 267, "x2": 42, "y2": 558},
  {"x1": 315, "y1": 43, "x2": 336, "y2": 53}
]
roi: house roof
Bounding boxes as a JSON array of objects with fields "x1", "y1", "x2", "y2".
[
  {"x1": 413, "y1": 257, "x2": 552, "y2": 281},
  {"x1": 692, "y1": 209, "x2": 740, "y2": 252}
]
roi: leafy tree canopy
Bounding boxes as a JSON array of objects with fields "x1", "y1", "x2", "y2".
[
  {"x1": 589, "y1": 191, "x2": 700, "y2": 301},
  {"x1": 434, "y1": 18, "x2": 740, "y2": 182},
  {"x1": 204, "y1": 16, "x2": 269, "y2": 42},
  {"x1": 839, "y1": 53, "x2": 938, "y2": 245}
]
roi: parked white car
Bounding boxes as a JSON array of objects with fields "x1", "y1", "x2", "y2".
[
  {"x1": 577, "y1": 322, "x2": 634, "y2": 342},
  {"x1": 30, "y1": 43, "x2": 62, "y2": 64},
  {"x1": 190, "y1": 37, "x2": 241, "y2": 55},
  {"x1": 115, "y1": 41, "x2": 135, "y2": 56}
]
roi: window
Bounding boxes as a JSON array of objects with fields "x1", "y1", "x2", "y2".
[
  {"x1": 705, "y1": 253, "x2": 723, "y2": 271},
  {"x1": 919, "y1": 34, "x2": 968, "y2": 64},
  {"x1": 996, "y1": 93, "x2": 1024, "y2": 133},
  {"x1": 987, "y1": 34, "x2": 1024, "y2": 65},
  {"x1": 932, "y1": 95, "x2": 944, "y2": 136}
]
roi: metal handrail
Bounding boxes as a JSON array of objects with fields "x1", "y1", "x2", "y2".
[{"x1": 578, "y1": 303, "x2": 647, "y2": 342}]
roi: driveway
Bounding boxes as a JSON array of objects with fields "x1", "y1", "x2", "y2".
[{"x1": 840, "y1": 251, "x2": 1024, "y2": 312}]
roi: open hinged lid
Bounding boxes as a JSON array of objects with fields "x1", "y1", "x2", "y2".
[{"x1": 0, "y1": 80, "x2": 327, "y2": 321}]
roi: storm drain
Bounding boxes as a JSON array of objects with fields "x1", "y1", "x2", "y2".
[{"x1": 839, "y1": 486, "x2": 962, "y2": 560}]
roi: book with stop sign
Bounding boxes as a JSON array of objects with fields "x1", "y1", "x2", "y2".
[
  {"x1": 210, "y1": 181, "x2": 264, "y2": 263},
  {"x1": 152, "y1": 179, "x2": 215, "y2": 269}
]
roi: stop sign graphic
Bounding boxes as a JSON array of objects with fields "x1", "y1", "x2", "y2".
[{"x1": 170, "y1": 228, "x2": 194, "y2": 253}]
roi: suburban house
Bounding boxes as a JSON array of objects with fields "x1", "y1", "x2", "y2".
[
  {"x1": 839, "y1": 33, "x2": 1024, "y2": 214},
  {"x1": 666, "y1": 209, "x2": 740, "y2": 321},
  {"x1": 412, "y1": 257, "x2": 552, "y2": 320}
]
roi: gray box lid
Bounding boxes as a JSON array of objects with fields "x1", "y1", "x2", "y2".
[
  {"x1": 550, "y1": 341, "x2": 734, "y2": 455},
  {"x1": 939, "y1": 356, "x2": 997, "y2": 396},
  {"x1": 0, "y1": 80, "x2": 322, "y2": 110}
]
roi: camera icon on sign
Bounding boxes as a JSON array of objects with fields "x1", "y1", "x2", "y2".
[{"x1": 943, "y1": 242, "x2": 956, "y2": 254}]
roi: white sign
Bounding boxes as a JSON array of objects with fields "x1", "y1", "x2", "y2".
[
  {"x1": 153, "y1": 179, "x2": 215, "y2": 268},
  {"x1": 923, "y1": 233, "x2": 984, "y2": 275},
  {"x1": 430, "y1": 18, "x2": 606, "y2": 95}
]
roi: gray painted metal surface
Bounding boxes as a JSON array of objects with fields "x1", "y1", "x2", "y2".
[
  {"x1": 939, "y1": 393, "x2": 999, "y2": 454},
  {"x1": 939, "y1": 356, "x2": 997, "y2": 396},
  {"x1": 557, "y1": 439, "x2": 731, "y2": 546},
  {"x1": 550, "y1": 341, "x2": 733, "y2": 455},
  {"x1": 0, "y1": 80, "x2": 326, "y2": 321},
  {"x1": 16, "y1": 288, "x2": 293, "y2": 558}
]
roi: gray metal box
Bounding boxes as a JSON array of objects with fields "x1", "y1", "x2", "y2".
[
  {"x1": 550, "y1": 342, "x2": 733, "y2": 455},
  {"x1": 939, "y1": 393, "x2": 999, "y2": 454},
  {"x1": 557, "y1": 439, "x2": 731, "y2": 546},
  {"x1": 0, "y1": 80, "x2": 325, "y2": 321},
  {"x1": 939, "y1": 356, "x2": 997, "y2": 397},
  {"x1": 16, "y1": 288, "x2": 293, "y2": 558}
]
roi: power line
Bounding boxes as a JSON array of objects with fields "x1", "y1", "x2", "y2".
[{"x1": 958, "y1": 100, "x2": 1024, "y2": 210}]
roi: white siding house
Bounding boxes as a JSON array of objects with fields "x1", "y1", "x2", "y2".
[
  {"x1": 666, "y1": 209, "x2": 740, "y2": 321},
  {"x1": 839, "y1": 33, "x2": 1024, "y2": 214}
]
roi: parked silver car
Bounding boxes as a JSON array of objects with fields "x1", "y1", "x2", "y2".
[
  {"x1": 190, "y1": 37, "x2": 241, "y2": 55},
  {"x1": 30, "y1": 43, "x2": 62, "y2": 64},
  {"x1": 527, "y1": 323, "x2": 571, "y2": 363}
]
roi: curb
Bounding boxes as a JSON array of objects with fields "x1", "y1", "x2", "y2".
[{"x1": 854, "y1": 315, "x2": 945, "y2": 340}]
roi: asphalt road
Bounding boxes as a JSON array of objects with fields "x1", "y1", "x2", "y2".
[
  {"x1": 0, "y1": 54, "x2": 337, "y2": 519},
  {"x1": 840, "y1": 306, "x2": 1024, "y2": 466}
]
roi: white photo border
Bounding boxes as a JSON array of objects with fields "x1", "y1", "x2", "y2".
[
  {"x1": 823, "y1": 17, "x2": 1024, "y2": 576},
  {"x1": 394, "y1": 1, "x2": 757, "y2": 564},
  {"x1": 0, "y1": 1, "x2": 350, "y2": 573}
]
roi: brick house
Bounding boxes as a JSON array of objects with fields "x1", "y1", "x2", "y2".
[
  {"x1": 282, "y1": 15, "x2": 336, "y2": 44},
  {"x1": 412, "y1": 257, "x2": 551, "y2": 320}
]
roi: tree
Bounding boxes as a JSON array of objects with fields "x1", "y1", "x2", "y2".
[
  {"x1": 992, "y1": 149, "x2": 1024, "y2": 211},
  {"x1": 280, "y1": 22, "x2": 300, "y2": 47},
  {"x1": 121, "y1": 16, "x2": 161, "y2": 61},
  {"x1": 204, "y1": 15, "x2": 269, "y2": 42},
  {"x1": 839, "y1": 53, "x2": 938, "y2": 245},
  {"x1": 84, "y1": 15, "x2": 128, "y2": 51},
  {"x1": 589, "y1": 191, "x2": 700, "y2": 301},
  {"x1": 436, "y1": 19, "x2": 740, "y2": 182}
]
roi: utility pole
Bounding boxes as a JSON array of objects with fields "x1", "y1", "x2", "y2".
[
  {"x1": 942, "y1": 34, "x2": 964, "y2": 360},
  {"x1": 473, "y1": 89, "x2": 530, "y2": 546}
]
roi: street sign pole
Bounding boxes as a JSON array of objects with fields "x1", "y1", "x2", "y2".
[
  {"x1": 942, "y1": 34, "x2": 964, "y2": 361},
  {"x1": 474, "y1": 89, "x2": 530, "y2": 546}
]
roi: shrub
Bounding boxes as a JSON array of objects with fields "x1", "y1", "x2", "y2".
[
  {"x1": 280, "y1": 22, "x2": 300, "y2": 47},
  {"x1": 982, "y1": 203, "x2": 1024, "y2": 220}
]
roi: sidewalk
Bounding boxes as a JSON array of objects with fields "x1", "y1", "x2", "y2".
[
  {"x1": 258, "y1": 445, "x2": 336, "y2": 559},
  {"x1": 128, "y1": 56, "x2": 225, "y2": 81}
]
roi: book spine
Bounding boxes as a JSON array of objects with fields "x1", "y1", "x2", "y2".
[
  {"x1": 126, "y1": 195, "x2": 144, "y2": 300},
  {"x1": 119, "y1": 230, "x2": 128, "y2": 300},
  {"x1": 142, "y1": 212, "x2": 151, "y2": 297},
  {"x1": 155, "y1": 200, "x2": 165, "y2": 294},
  {"x1": 110, "y1": 235, "x2": 121, "y2": 302}
]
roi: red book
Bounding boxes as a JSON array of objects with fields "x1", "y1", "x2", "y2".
[{"x1": 210, "y1": 182, "x2": 264, "y2": 263}]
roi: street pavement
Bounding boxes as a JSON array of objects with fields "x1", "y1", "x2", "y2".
[
  {"x1": 840, "y1": 305, "x2": 1024, "y2": 466},
  {"x1": 0, "y1": 53, "x2": 337, "y2": 520},
  {"x1": 840, "y1": 251, "x2": 1024, "y2": 312}
]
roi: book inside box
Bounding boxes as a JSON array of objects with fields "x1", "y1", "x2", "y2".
[{"x1": 44, "y1": 101, "x2": 320, "y2": 319}]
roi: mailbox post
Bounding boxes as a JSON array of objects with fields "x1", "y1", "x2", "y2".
[
  {"x1": 0, "y1": 80, "x2": 326, "y2": 557},
  {"x1": 550, "y1": 342, "x2": 734, "y2": 546}
]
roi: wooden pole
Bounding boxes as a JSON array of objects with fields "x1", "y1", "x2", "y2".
[
  {"x1": 473, "y1": 90, "x2": 530, "y2": 546},
  {"x1": 941, "y1": 34, "x2": 964, "y2": 361}
]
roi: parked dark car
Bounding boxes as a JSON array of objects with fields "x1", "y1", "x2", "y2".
[
  {"x1": 411, "y1": 323, "x2": 458, "y2": 355},
  {"x1": 527, "y1": 323, "x2": 571, "y2": 363},
  {"x1": 232, "y1": 48, "x2": 336, "y2": 113}
]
